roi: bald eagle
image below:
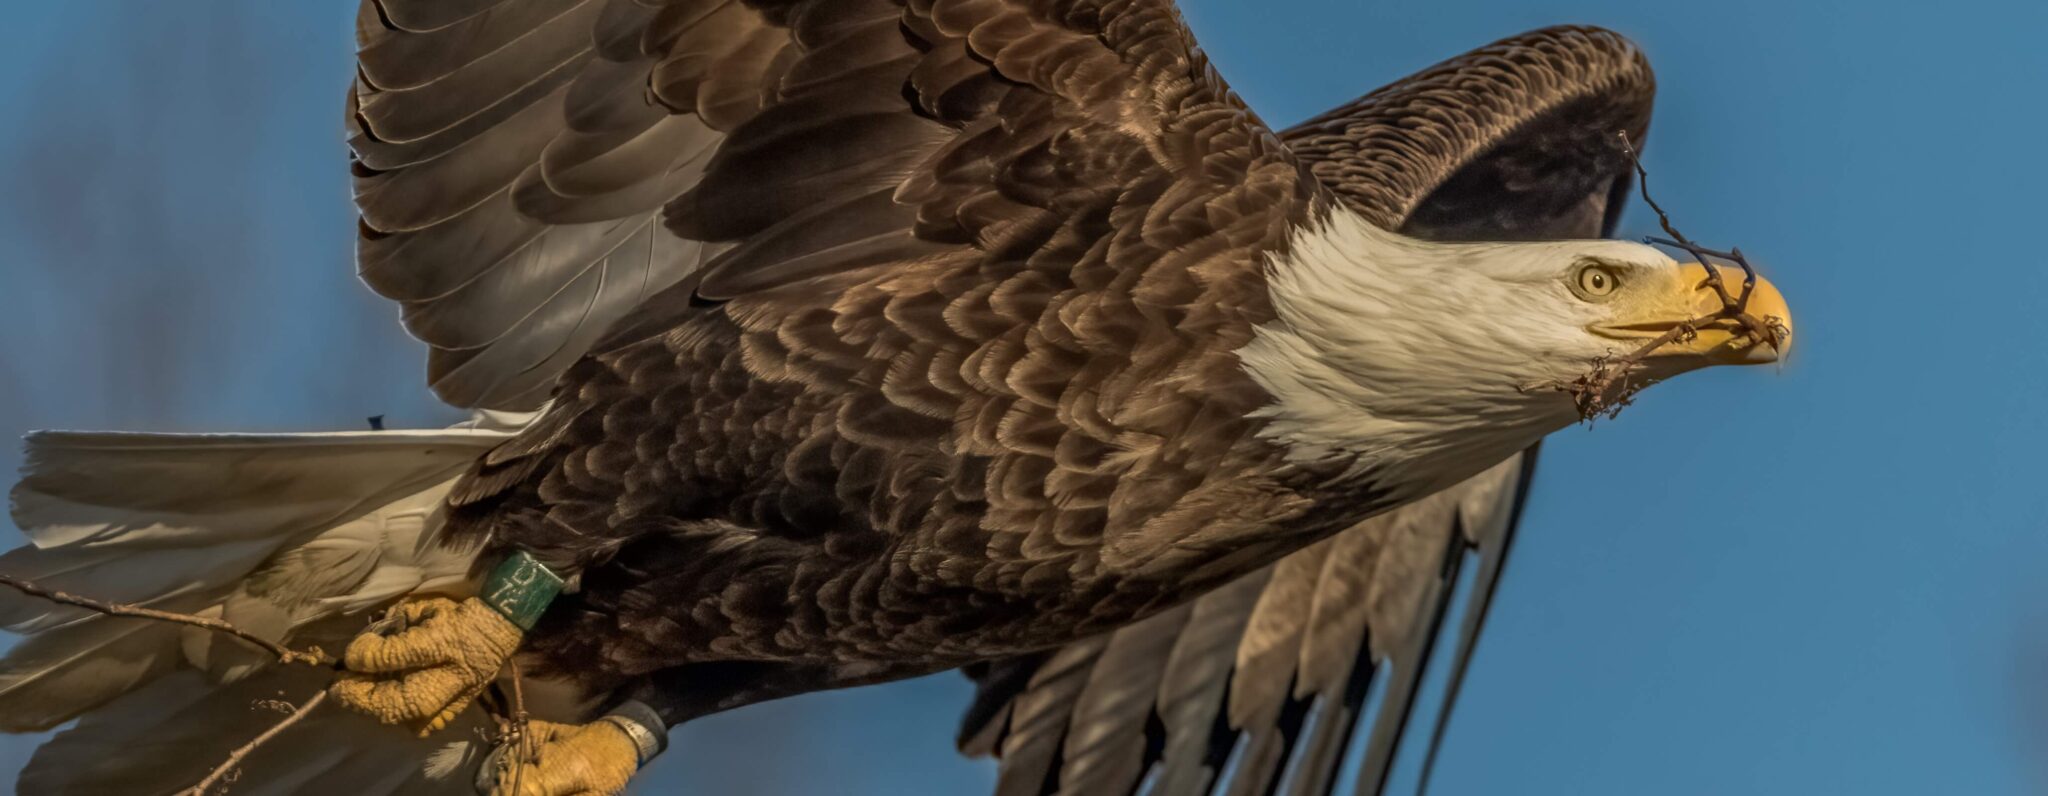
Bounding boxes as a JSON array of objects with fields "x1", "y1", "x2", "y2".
[{"x1": 0, "y1": 2, "x2": 1790, "y2": 795}]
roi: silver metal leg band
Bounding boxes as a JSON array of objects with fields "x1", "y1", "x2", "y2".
[
  {"x1": 599, "y1": 700, "x2": 669, "y2": 766},
  {"x1": 471, "y1": 702, "x2": 670, "y2": 793}
]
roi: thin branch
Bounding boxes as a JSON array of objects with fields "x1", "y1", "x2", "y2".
[
  {"x1": 3, "y1": 573, "x2": 343, "y2": 794},
  {"x1": 174, "y1": 691, "x2": 329, "y2": 796},
  {"x1": 503, "y1": 659, "x2": 532, "y2": 796},
  {"x1": 1525, "y1": 321, "x2": 1700, "y2": 422},
  {"x1": 1619, "y1": 135, "x2": 1699, "y2": 249},
  {"x1": 1617, "y1": 132, "x2": 1764, "y2": 319},
  {"x1": 0, "y1": 573, "x2": 334, "y2": 668},
  {"x1": 1616, "y1": 132, "x2": 1789, "y2": 347},
  {"x1": 3, "y1": 573, "x2": 543, "y2": 795}
]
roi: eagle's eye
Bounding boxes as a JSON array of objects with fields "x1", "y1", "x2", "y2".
[{"x1": 1573, "y1": 264, "x2": 1621, "y2": 299}]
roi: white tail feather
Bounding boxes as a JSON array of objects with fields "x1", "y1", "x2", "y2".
[{"x1": 1, "y1": 427, "x2": 517, "y2": 793}]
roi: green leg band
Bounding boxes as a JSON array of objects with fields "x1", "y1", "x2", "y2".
[{"x1": 481, "y1": 550, "x2": 564, "y2": 631}]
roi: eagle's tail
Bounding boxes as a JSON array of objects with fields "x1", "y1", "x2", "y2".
[{"x1": 0, "y1": 427, "x2": 517, "y2": 794}]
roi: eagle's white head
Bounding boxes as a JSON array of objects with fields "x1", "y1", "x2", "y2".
[{"x1": 1238, "y1": 206, "x2": 1793, "y2": 499}]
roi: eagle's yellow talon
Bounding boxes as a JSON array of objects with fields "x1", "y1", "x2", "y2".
[
  {"x1": 483, "y1": 719, "x2": 641, "y2": 796},
  {"x1": 327, "y1": 596, "x2": 523, "y2": 734}
]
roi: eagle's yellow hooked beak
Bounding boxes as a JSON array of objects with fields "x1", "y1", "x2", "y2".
[{"x1": 1593, "y1": 262, "x2": 1793, "y2": 366}]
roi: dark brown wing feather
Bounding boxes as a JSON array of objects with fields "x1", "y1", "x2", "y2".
[
  {"x1": 353, "y1": 0, "x2": 1324, "y2": 412},
  {"x1": 965, "y1": 452, "x2": 1534, "y2": 796},
  {"x1": 955, "y1": 24, "x2": 1655, "y2": 796},
  {"x1": 1058, "y1": 601, "x2": 1191, "y2": 794},
  {"x1": 354, "y1": 0, "x2": 752, "y2": 410}
]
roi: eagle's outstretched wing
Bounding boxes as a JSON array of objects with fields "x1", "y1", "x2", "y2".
[
  {"x1": 952, "y1": 27, "x2": 1656, "y2": 796},
  {"x1": 351, "y1": 0, "x2": 1328, "y2": 411}
]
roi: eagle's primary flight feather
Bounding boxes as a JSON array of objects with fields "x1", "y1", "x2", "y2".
[{"x1": 1, "y1": 2, "x2": 1790, "y2": 795}]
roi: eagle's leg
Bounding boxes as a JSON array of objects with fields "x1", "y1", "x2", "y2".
[
  {"x1": 477, "y1": 717, "x2": 648, "y2": 796},
  {"x1": 328, "y1": 596, "x2": 523, "y2": 734}
]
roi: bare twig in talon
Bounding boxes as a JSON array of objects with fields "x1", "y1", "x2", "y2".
[
  {"x1": 175, "y1": 691, "x2": 330, "y2": 796},
  {"x1": 2, "y1": 573, "x2": 344, "y2": 792},
  {"x1": 501, "y1": 659, "x2": 533, "y2": 796},
  {"x1": 0, "y1": 573, "x2": 335, "y2": 669},
  {"x1": 0, "y1": 574, "x2": 531, "y2": 795}
]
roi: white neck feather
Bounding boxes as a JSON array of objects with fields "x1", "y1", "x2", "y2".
[{"x1": 1236, "y1": 207, "x2": 1583, "y2": 498}]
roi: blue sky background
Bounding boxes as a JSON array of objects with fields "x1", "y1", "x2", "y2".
[{"x1": 2, "y1": 1, "x2": 2045, "y2": 794}]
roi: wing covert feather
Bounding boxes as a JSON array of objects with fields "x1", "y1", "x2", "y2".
[{"x1": 356, "y1": 0, "x2": 1319, "y2": 412}]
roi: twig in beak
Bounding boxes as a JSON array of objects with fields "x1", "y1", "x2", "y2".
[
  {"x1": 1617, "y1": 133, "x2": 1785, "y2": 351},
  {"x1": 1526, "y1": 136, "x2": 1791, "y2": 421}
]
